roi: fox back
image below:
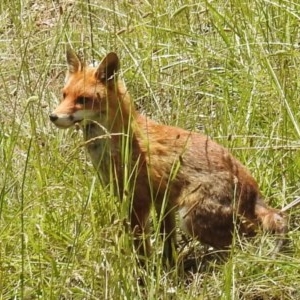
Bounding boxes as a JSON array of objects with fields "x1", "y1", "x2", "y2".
[{"x1": 50, "y1": 49, "x2": 287, "y2": 260}]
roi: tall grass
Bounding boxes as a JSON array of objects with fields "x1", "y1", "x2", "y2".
[{"x1": 0, "y1": 0, "x2": 300, "y2": 299}]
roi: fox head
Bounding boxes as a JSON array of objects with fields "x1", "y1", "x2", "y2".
[{"x1": 49, "y1": 48, "x2": 128, "y2": 130}]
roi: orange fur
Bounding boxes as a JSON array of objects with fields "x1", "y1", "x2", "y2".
[{"x1": 50, "y1": 49, "x2": 287, "y2": 261}]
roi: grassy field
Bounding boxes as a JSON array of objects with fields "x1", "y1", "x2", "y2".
[{"x1": 1, "y1": 0, "x2": 300, "y2": 299}]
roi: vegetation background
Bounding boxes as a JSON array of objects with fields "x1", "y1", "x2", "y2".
[{"x1": 0, "y1": 0, "x2": 300, "y2": 299}]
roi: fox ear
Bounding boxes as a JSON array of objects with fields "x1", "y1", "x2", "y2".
[
  {"x1": 66, "y1": 47, "x2": 83, "y2": 73},
  {"x1": 95, "y1": 52, "x2": 120, "y2": 82}
]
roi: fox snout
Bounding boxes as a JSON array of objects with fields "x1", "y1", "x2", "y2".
[
  {"x1": 49, "y1": 108, "x2": 98, "y2": 128},
  {"x1": 49, "y1": 113, "x2": 58, "y2": 123},
  {"x1": 49, "y1": 111, "x2": 78, "y2": 129}
]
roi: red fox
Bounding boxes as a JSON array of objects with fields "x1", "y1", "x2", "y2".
[{"x1": 50, "y1": 48, "x2": 288, "y2": 261}]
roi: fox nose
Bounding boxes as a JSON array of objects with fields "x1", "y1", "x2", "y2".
[{"x1": 49, "y1": 113, "x2": 58, "y2": 122}]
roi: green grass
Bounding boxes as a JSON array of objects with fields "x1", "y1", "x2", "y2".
[{"x1": 1, "y1": 0, "x2": 300, "y2": 299}]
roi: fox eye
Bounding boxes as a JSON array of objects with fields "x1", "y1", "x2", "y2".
[
  {"x1": 63, "y1": 92, "x2": 66, "y2": 98},
  {"x1": 76, "y1": 96, "x2": 87, "y2": 105}
]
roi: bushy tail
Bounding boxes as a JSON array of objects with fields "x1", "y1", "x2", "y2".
[{"x1": 255, "y1": 197, "x2": 300, "y2": 255}]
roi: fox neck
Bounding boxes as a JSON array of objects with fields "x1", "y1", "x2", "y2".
[
  {"x1": 82, "y1": 87, "x2": 140, "y2": 195},
  {"x1": 82, "y1": 87, "x2": 138, "y2": 142}
]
